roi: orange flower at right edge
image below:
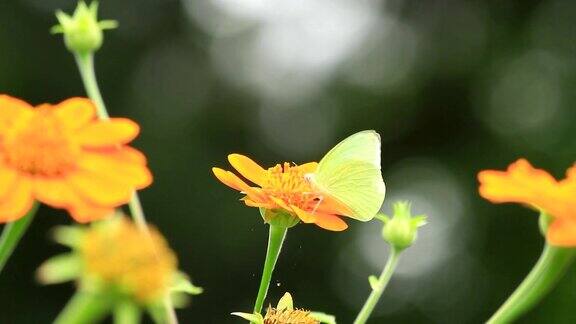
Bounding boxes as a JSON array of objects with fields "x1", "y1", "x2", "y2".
[
  {"x1": 478, "y1": 159, "x2": 576, "y2": 246},
  {"x1": 212, "y1": 154, "x2": 353, "y2": 231},
  {"x1": 0, "y1": 95, "x2": 152, "y2": 223}
]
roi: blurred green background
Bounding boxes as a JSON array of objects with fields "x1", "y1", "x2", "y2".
[{"x1": 1, "y1": 0, "x2": 576, "y2": 323}]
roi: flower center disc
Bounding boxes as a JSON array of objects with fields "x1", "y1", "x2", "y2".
[
  {"x1": 263, "y1": 163, "x2": 318, "y2": 207},
  {"x1": 2, "y1": 110, "x2": 80, "y2": 176}
]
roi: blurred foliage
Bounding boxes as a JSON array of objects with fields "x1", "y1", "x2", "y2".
[{"x1": 1, "y1": 0, "x2": 576, "y2": 323}]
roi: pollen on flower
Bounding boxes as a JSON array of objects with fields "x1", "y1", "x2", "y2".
[
  {"x1": 264, "y1": 306, "x2": 319, "y2": 324},
  {"x1": 2, "y1": 108, "x2": 80, "y2": 176},
  {"x1": 263, "y1": 163, "x2": 320, "y2": 210},
  {"x1": 80, "y1": 218, "x2": 177, "y2": 304}
]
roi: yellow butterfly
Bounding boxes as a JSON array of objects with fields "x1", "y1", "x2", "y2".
[{"x1": 307, "y1": 130, "x2": 386, "y2": 221}]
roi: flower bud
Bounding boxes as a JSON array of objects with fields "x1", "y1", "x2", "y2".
[
  {"x1": 52, "y1": 1, "x2": 117, "y2": 54},
  {"x1": 378, "y1": 201, "x2": 426, "y2": 251}
]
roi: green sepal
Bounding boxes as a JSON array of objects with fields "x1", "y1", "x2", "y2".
[
  {"x1": 538, "y1": 212, "x2": 553, "y2": 237},
  {"x1": 379, "y1": 201, "x2": 427, "y2": 251},
  {"x1": 52, "y1": 226, "x2": 85, "y2": 248},
  {"x1": 113, "y1": 299, "x2": 141, "y2": 324},
  {"x1": 52, "y1": 1, "x2": 117, "y2": 54},
  {"x1": 37, "y1": 253, "x2": 82, "y2": 285},
  {"x1": 148, "y1": 303, "x2": 169, "y2": 324},
  {"x1": 260, "y1": 208, "x2": 300, "y2": 229},
  {"x1": 54, "y1": 291, "x2": 113, "y2": 324}
]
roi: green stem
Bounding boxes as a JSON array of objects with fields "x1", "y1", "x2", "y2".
[
  {"x1": 54, "y1": 291, "x2": 112, "y2": 324},
  {"x1": 113, "y1": 299, "x2": 141, "y2": 324},
  {"x1": 0, "y1": 203, "x2": 39, "y2": 274},
  {"x1": 74, "y1": 53, "x2": 148, "y2": 232},
  {"x1": 353, "y1": 247, "x2": 401, "y2": 324},
  {"x1": 128, "y1": 192, "x2": 149, "y2": 233},
  {"x1": 74, "y1": 53, "x2": 109, "y2": 119},
  {"x1": 252, "y1": 224, "x2": 288, "y2": 316},
  {"x1": 487, "y1": 244, "x2": 576, "y2": 324},
  {"x1": 73, "y1": 51, "x2": 175, "y2": 323}
]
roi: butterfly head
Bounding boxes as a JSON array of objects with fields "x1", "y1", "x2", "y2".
[{"x1": 304, "y1": 173, "x2": 316, "y2": 184}]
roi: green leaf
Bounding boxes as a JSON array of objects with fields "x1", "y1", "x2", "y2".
[
  {"x1": 368, "y1": 275, "x2": 380, "y2": 291},
  {"x1": 310, "y1": 311, "x2": 337, "y2": 324},
  {"x1": 170, "y1": 272, "x2": 203, "y2": 295},
  {"x1": 98, "y1": 20, "x2": 118, "y2": 30},
  {"x1": 231, "y1": 312, "x2": 263, "y2": 324},
  {"x1": 276, "y1": 292, "x2": 294, "y2": 310}
]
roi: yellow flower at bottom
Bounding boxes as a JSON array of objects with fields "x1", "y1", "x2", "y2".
[
  {"x1": 478, "y1": 159, "x2": 576, "y2": 246},
  {"x1": 80, "y1": 218, "x2": 177, "y2": 304},
  {"x1": 264, "y1": 307, "x2": 318, "y2": 324},
  {"x1": 38, "y1": 217, "x2": 202, "y2": 313},
  {"x1": 0, "y1": 95, "x2": 152, "y2": 223},
  {"x1": 233, "y1": 292, "x2": 333, "y2": 324}
]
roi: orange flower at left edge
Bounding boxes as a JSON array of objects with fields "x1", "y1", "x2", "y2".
[
  {"x1": 212, "y1": 154, "x2": 353, "y2": 231},
  {"x1": 478, "y1": 159, "x2": 576, "y2": 247},
  {"x1": 0, "y1": 95, "x2": 152, "y2": 223}
]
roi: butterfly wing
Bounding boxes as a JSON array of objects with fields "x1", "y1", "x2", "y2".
[
  {"x1": 314, "y1": 131, "x2": 386, "y2": 221},
  {"x1": 317, "y1": 130, "x2": 381, "y2": 170}
]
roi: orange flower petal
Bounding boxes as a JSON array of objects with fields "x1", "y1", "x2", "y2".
[
  {"x1": 564, "y1": 164, "x2": 576, "y2": 184},
  {"x1": 228, "y1": 154, "x2": 267, "y2": 186},
  {"x1": 314, "y1": 213, "x2": 348, "y2": 231},
  {"x1": 54, "y1": 98, "x2": 96, "y2": 130},
  {"x1": 317, "y1": 194, "x2": 354, "y2": 216},
  {"x1": 69, "y1": 204, "x2": 115, "y2": 223},
  {"x1": 33, "y1": 177, "x2": 114, "y2": 222},
  {"x1": 67, "y1": 171, "x2": 133, "y2": 206},
  {"x1": 478, "y1": 159, "x2": 576, "y2": 219},
  {"x1": 78, "y1": 154, "x2": 152, "y2": 189},
  {"x1": 85, "y1": 146, "x2": 148, "y2": 165},
  {"x1": 77, "y1": 118, "x2": 140, "y2": 147},
  {"x1": 33, "y1": 177, "x2": 75, "y2": 208},
  {"x1": 212, "y1": 168, "x2": 268, "y2": 201},
  {"x1": 291, "y1": 205, "x2": 316, "y2": 223},
  {"x1": 0, "y1": 163, "x2": 18, "y2": 199},
  {"x1": 270, "y1": 197, "x2": 293, "y2": 213},
  {"x1": 0, "y1": 177, "x2": 34, "y2": 222},
  {"x1": 0, "y1": 95, "x2": 33, "y2": 128},
  {"x1": 244, "y1": 199, "x2": 275, "y2": 209},
  {"x1": 213, "y1": 167, "x2": 248, "y2": 192},
  {"x1": 114, "y1": 146, "x2": 147, "y2": 164},
  {"x1": 478, "y1": 159, "x2": 555, "y2": 203},
  {"x1": 298, "y1": 162, "x2": 318, "y2": 174},
  {"x1": 547, "y1": 218, "x2": 576, "y2": 247}
]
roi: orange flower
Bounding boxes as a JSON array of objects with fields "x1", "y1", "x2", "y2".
[
  {"x1": 212, "y1": 154, "x2": 353, "y2": 231},
  {"x1": 478, "y1": 159, "x2": 576, "y2": 246},
  {"x1": 0, "y1": 95, "x2": 152, "y2": 223}
]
